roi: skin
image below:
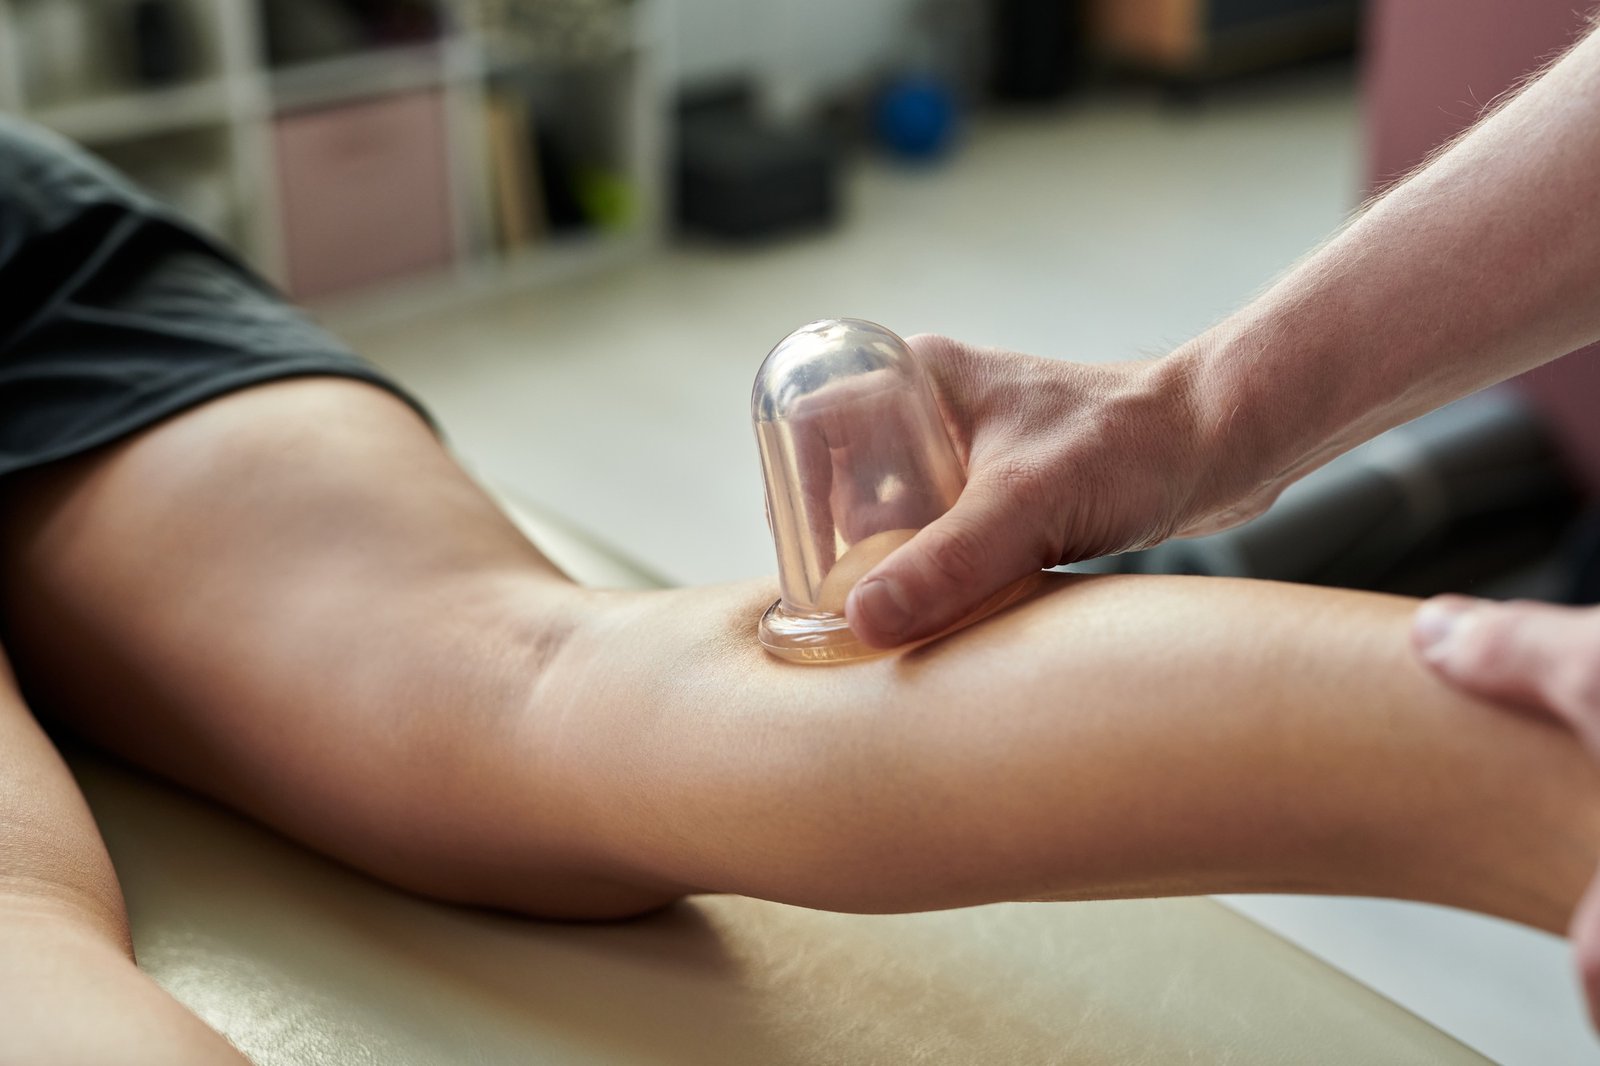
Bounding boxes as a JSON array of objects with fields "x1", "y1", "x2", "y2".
[
  {"x1": 0, "y1": 379, "x2": 1596, "y2": 942},
  {"x1": 823, "y1": 17, "x2": 1600, "y2": 1021},
  {"x1": 1412, "y1": 596, "x2": 1600, "y2": 1019},
  {"x1": 5, "y1": 18, "x2": 1597, "y2": 1058},
  {"x1": 847, "y1": 18, "x2": 1600, "y2": 649},
  {"x1": 0, "y1": 646, "x2": 251, "y2": 1063}
]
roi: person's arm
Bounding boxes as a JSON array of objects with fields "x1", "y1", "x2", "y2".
[
  {"x1": 1171, "y1": 17, "x2": 1600, "y2": 517},
  {"x1": 0, "y1": 646, "x2": 252, "y2": 1065},
  {"x1": 846, "y1": 20, "x2": 1600, "y2": 648},
  {"x1": 2, "y1": 379, "x2": 1595, "y2": 933},
  {"x1": 544, "y1": 572, "x2": 1599, "y2": 933},
  {"x1": 1412, "y1": 595, "x2": 1600, "y2": 1015}
]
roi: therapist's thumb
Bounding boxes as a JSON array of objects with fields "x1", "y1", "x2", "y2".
[
  {"x1": 1413, "y1": 596, "x2": 1600, "y2": 743},
  {"x1": 845, "y1": 478, "x2": 1054, "y2": 649}
]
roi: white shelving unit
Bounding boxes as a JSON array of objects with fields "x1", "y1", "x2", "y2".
[{"x1": 0, "y1": 0, "x2": 668, "y2": 319}]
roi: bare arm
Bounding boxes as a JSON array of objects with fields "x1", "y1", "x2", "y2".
[
  {"x1": 1173, "y1": 18, "x2": 1600, "y2": 515},
  {"x1": 540, "y1": 573, "x2": 1600, "y2": 933},
  {"x1": 0, "y1": 647, "x2": 251, "y2": 1065},
  {"x1": 847, "y1": 22, "x2": 1600, "y2": 647},
  {"x1": 2, "y1": 380, "x2": 1595, "y2": 934}
]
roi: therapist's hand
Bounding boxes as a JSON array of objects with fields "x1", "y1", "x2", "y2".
[
  {"x1": 844, "y1": 334, "x2": 1277, "y2": 648},
  {"x1": 1412, "y1": 596, "x2": 1600, "y2": 1024}
]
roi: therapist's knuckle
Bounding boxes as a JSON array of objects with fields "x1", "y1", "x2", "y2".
[
  {"x1": 906, "y1": 332, "x2": 959, "y2": 363},
  {"x1": 907, "y1": 333, "x2": 971, "y2": 387}
]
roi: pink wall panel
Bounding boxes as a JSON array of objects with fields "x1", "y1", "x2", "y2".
[{"x1": 1366, "y1": 0, "x2": 1600, "y2": 492}]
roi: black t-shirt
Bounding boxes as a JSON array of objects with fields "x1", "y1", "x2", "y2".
[{"x1": 0, "y1": 116, "x2": 426, "y2": 480}]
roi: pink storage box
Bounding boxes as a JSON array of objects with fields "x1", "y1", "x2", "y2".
[{"x1": 275, "y1": 90, "x2": 457, "y2": 301}]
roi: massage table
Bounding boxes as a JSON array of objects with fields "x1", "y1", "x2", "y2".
[{"x1": 67, "y1": 494, "x2": 1491, "y2": 1065}]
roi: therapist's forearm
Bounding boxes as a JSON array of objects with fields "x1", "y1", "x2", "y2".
[{"x1": 1169, "y1": 20, "x2": 1600, "y2": 506}]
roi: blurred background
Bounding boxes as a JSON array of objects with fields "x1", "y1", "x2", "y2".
[
  {"x1": 6, "y1": 3, "x2": 1600, "y2": 1062},
  {"x1": 3, "y1": 0, "x2": 1596, "y2": 593}
]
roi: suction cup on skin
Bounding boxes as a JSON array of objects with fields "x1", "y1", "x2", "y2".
[{"x1": 751, "y1": 318, "x2": 1036, "y2": 664}]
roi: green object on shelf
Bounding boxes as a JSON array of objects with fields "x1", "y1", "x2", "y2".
[
  {"x1": 0, "y1": 0, "x2": 664, "y2": 312},
  {"x1": 576, "y1": 167, "x2": 634, "y2": 230}
]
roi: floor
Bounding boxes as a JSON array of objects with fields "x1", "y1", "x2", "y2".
[
  {"x1": 345, "y1": 67, "x2": 1595, "y2": 1065},
  {"x1": 345, "y1": 69, "x2": 1360, "y2": 587}
]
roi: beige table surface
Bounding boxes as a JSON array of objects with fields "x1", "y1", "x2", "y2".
[{"x1": 67, "y1": 495, "x2": 1491, "y2": 1065}]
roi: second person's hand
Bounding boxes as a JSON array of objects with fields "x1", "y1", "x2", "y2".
[{"x1": 1412, "y1": 596, "x2": 1600, "y2": 1027}]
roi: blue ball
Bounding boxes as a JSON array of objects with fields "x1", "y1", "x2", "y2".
[{"x1": 875, "y1": 77, "x2": 958, "y2": 160}]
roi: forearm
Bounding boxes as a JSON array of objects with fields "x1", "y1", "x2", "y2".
[
  {"x1": 0, "y1": 654, "x2": 248, "y2": 1065},
  {"x1": 0, "y1": 916, "x2": 252, "y2": 1066},
  {"x1": 1171, "y1": 22, "x2": 1600, "y2": 505},
  {"x1": 7, "y1": 379, "x2": 1594, "y2": 931},
  {"x1": 0, "y1": 650, "x2": 127, "y2": 948},
  {"x1": 549, "y1": 575, "x2": 1600, "y2": 931}
]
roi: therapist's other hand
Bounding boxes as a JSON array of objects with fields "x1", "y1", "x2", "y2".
[
  {"x1": 845, "y1": 334, "x2": 1269, "y2": 648},
  {"x1": 1412, "y1": 595, "x2": 1600, "y2": 1026}
]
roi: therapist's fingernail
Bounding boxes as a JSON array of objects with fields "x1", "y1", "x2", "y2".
[
  {"x1": 852, "y1": 577, "x2": 913, "y2": 643},
  {"x1": 1413, "y1": 598, "x2": 1480, "y2": 665}
]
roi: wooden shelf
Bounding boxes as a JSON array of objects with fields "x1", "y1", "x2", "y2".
[
  {"x1": 269, "y1": 40, "x2": 460, "y2": 113},
  {"x1": 29, "y1": 78, "x2": 235, "y2": 144},
  {"x1": 0, "y1": 0, "x2": 666, "y2": 313},
  {"x1": 316, "y1": 230, "x2": 646, "y2": 332},
  {"x1": 471, "y1": 13, "x2": 646, "y2": 77}
]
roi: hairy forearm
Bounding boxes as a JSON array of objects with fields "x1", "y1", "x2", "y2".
[
  {"x1": 1172, "y1": 22, "x2": 1600, "y2": 504},
  {"x1": 541, "y1": 575, "x2": 1600, "y2": 931}
]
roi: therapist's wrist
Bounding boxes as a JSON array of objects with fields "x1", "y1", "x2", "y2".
[
  {"x1": 1157, "y1": 303, "x2": 1386, "y2": 539},
  {"x1": 1144, "y1": 335, "x2": 1294, "y2": 536}
]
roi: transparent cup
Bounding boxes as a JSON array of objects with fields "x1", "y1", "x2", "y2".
[{"x1": 752, "y1": 318, "x2": 1037, "y2": 663}]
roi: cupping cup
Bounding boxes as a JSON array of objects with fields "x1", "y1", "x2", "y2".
[{"x1": 752, "y1": 318, "x2": 1037, "y2": 663}]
